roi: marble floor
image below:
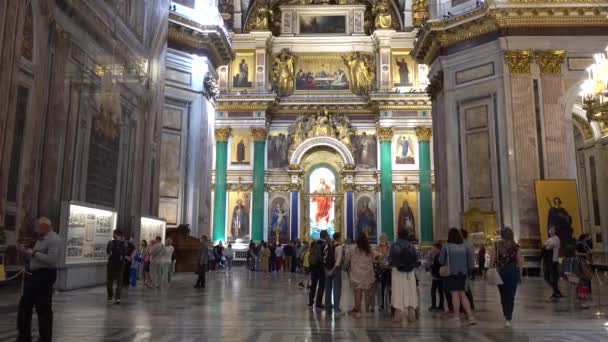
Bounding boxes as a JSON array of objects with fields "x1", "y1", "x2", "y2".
[{"x1": 1, "y1": 268, "x2": 608, "y2": 341}]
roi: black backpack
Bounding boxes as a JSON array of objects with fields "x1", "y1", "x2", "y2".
[
  {"x1": 393, "y1": 240, "x2": 417, "y2": 272},
  {"x1": 309, "y1": 240, "x2": 324, "y2": 268},
  {"x1": 324, "y1": 242, "x2": 336, "y2": 269},
  {"x1": 108, "y1": 240, "x2": 126, "y2": 264}
]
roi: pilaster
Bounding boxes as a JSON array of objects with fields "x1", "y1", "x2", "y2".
[
  {"x1": 251, "y1": 127, "x2": 267, "y2": 242},
  {"x1": 416, "y1": 126, "x2": 433, "y2": 244},
  {"x1": 212, "y1": 128, "x2": 230, "y2": 242},
  {"x1": 378, "y1": 127, "x2": 395, "y2": 241}
]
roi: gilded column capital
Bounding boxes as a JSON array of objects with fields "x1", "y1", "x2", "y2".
[
  {"x1": 533, "y1": 50, "x2": 566, "y2": 75},
  {"x1": 214, "y1": 128, "x2": 231, "y2": 142},
  {"x1": 504, "y1": 50, "x2": 533, "y2": 74},
  {"x1": 251, "y1": 127, "x2": 267, "y2": 141},
  {"x1": 415, "y1": 127, "x2": 432, "y2": 142},
  {"x1": 377, "y1": 127, "x2": 394, "y2": 141}
]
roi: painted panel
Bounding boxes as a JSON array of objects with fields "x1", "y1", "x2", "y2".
[
  {"x1": 354, "y1": 193, "x2": 378, "y2": 244},
  {"x1": 392, "y1": 133, "x2": 418, "y2": 170},
  {"x1": 394, "y1": 192, "x2": 419, "y2": 240},
  {"x1": 299, "y1": 15, "x2": 346, "y2": 34},
  {"x1": 228, "y1": 192, "x2": 251, "y2": 241},
  {"x1": 295, "y1": 55, "x2": 349, "y2": 91},
  {"x1": 268, "y1": 193, "x2": 290, "y2": 244},
  {"x1": 230, "y1": 134, "x2": 252, "y2": 165},
  {"x1": 267, "y1": 132, "x2": 290, "y2": 169},
  {"x1": 231, "y1": 51, "x2": 255, "y2": 88},
  {"x1": 353, "y1": 132, "x2": 377, "y2": 169}
]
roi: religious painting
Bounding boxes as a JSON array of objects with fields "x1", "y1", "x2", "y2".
[
  {"x1": 267, "y1": 132, "x2": 290, "y2": 169},
  {"x1": 391, "y1": 51, "x2": 415, "y2": 88},
  {"x1": 295, "y1": 55, "x2": 350, "y2": 91},
  {"x1": 394, "y1": 192, "x2": 419, "y2": 240},
  {"x1": 353, "y1": 132, "x2": 377, "y2": 169},
  {"x1": 393, "y1": 133, "x2": 417, "y2": 167},
  {"x1": 355, "y1": 193, "x2": 378, "y2": 244},
  {"x1": 535, "y1": 180, "x2": 582, "y2": 244},
  {"x1": 227, "y1": 192, "x2": 251, "y2": 242},
  {"x1": 308, "y1": 167, "x2": 336, "y2": 240},
  {"x1": 299, "y1": 15, "x2": 346, "y2": 34},
  {"x1": 230, "y1": 134, "x2": 251, "y2": 165},
  {"x1": 268, "y1": 193, "x2": 290, "y2": 244},
  {"x1": 231, "y1": 51, "x2": 254, "y2": 88}
]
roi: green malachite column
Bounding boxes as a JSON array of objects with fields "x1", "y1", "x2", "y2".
[
  {"x1": 212, "y1": 128, "x2": 230, "y2": 242},
  {"x1": 378, "y1": 127, "x2": 395, "y2": 241},
  {"x1": 416, "y1": 127, "x2": 434, "y2": 244},
  {"x1": 251, "y1": 128, "x2": 267, "y2": 242}
]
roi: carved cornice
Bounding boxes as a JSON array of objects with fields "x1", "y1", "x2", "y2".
[
  {"x1": 533, "y1": 50, "x2": 566, "y2": 75},
  {"x1": 227, "y1": 183, "x2": 253, "y2": 192},
  {"x1": 352, "y1": 184, "x2": 380, "y2": 193},
  {"x1": 214, "y1": 128, "x2": 231, "y2": 141},
  {"x1": 168, "y1": 13, "x2": 234, "y2": 66},
  {"x1": 265, "y1": 184, "x2": 298, "y2": 192},
  {"x1": 505, "y1": 50, "x2": 533, "y2": 74},
  {"x1": 217, "y1": 94, "x2": 277, "y2": 112},
  {"x1": 411, "y1": 2, "x2": 608, "y2": 65},
  {"x1": 393, "y1": 183, "x2": 419, "y2": 192},
  {"x1": 415, "y1": 127, "x2": 432, "y2": 142},
  {"x1": 251, "y1": 127, "x2": 268, "y2": 141},
  {"x1": 377, "y1": 127, "x2": 394, "y2": 141}
]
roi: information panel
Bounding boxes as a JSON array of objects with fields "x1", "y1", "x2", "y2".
[
  {"x1": 140, "y1": 217, "x2": 166, "y2": 244},
  {"x1": 64, "y1": 203, "x2": 117, "y2": 264}
]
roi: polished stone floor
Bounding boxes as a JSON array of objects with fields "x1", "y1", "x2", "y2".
[{"x1": 1, "y1": 268, "x2": 608, "y2": 341}]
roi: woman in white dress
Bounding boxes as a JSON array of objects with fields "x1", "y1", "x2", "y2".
[
  {"x1": 348, "y1": 235, "x2": 375, "y2": 318},
  {"x1": 389, "y1": 229, "x2": 419, "y2": 323}
]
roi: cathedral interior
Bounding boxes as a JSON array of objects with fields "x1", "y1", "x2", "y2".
[{"x1": 1, "y1": 0, "x2": 608, "y2": 333}]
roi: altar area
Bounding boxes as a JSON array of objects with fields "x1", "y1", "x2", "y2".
[{"x1": 210, "y1": 0, "x2": 436, "y2": 247}]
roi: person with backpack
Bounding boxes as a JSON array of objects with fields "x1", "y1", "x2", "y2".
[
  {"x1": 308, "y1": 231, "x2": 328, "y2": 309},
  {"x1": 324, "y1": 232, "x2": 344, "y2": 313},
  {"x1": 106, "y1": 229, "x2": 127, "y2": 304},
  {"x1": 389, "y1": 229, "x2": 419, "y2": 323}
]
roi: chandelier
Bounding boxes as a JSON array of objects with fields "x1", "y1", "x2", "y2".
[{"x1": 580, "y1": 46, "x2": 608, "y2": 126}]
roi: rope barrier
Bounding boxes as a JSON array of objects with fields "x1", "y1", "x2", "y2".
[{"x1": 0, "y1": 268, "x2": 25, "y2": 283}]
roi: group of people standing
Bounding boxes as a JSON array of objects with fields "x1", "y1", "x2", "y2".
[{"x1": 106, "y1": 230, "x2": 175, "y2": 304}]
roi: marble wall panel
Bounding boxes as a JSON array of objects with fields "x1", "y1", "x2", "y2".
[{"x1": 159, "y1": 133, "x2": 181, "y2": 198}]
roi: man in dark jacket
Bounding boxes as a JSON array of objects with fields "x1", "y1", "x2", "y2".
[{"x1": 195, "y1": 235, "x2": 209, "y2": 288}]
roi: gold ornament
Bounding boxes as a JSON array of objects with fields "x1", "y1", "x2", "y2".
[
  {"x1": 373, "y1": 0, "x2": 393, "y2": 29},
  {"x1": 251, "y1": 127, "x2": 268, "y2": 141},
  {"x1": 271, "y1": 49, "x2": 297, "y2": 97},
  {"x1": 572, "y1": 115, "x2": 593, "y2": 140},
  {"x1": 246, "y1": 1, "x2": 273, "y2": 31},
  {"x1": 342, "y1": 52, "x2": 375, "y2": 95},
  {"x1": 415, "y1": 127, "x2": 432, "y2": 142},
  {"x1": 504, "y1": 50, "x2": 533, "y2": 74},
  {"x1": 377, "y1": 127, "x2": 394, "y2": 141},
  {"x1": 214, "y1": 128, "x2": 231, "y2": 141},
  {"x1": 413, "y1": 0, "x2": 429, "y2": 27},
  {"x1": 287, "y1": 164, "x2": 301, "y2": 171},
  {"x1": 533, "y1": 50, "x2": 566, "y2": 75}
]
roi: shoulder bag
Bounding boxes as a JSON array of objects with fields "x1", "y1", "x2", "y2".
[
  {"x1": 439, "y1": 245, "x2": 450, "y2": 277},
  {"x1": 486, "y1": 242, "x2": 504, "y2": 286}
]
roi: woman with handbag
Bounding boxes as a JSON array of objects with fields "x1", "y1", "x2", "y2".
[
  {"x1": 490, "y1": 227, "x2": 522, "y2": 328},
  {"x1": 439, "y1": 228, "x2": 476, "y2": 325}
]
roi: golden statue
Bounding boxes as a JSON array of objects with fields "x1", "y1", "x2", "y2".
[
  {"x1": 312, "y1": 112, "x2": 332, "y2": 137},
  {"x1": 373, "y1": 0, "x2": 393, "y2": 29},
  {"x1": 247, "y1": 1, "x2": 273, "y2": 31},
  {"x1": 413, "y1": 0, "x2": 430, "y2": 27},
  {"x1": 342, "y1": 52, "x2": 375, "y2": 95},
  {"x1": 271, "y1": 49, "x2": 297, "y2": 97}
]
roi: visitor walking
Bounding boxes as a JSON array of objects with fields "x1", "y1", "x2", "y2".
[
  {"x1": 260, "y1": 242, "x2": 271, "y2": 278},
  {"x1": 149, "y1": 236, "x2": 165, "y2": 288},
  {"x1": 284, "y1": 242, "x2": 294, "y2": 272},
  {"x1": 161, "y1": 238, "x2": 174, "y2": 288},
  {"x1": 308, "y1": 231, "x2": 328, "y2": 309},
  {"x1": 348, "y1": 235, "x2": 375, "y2": 317},
  {"x1": 123, "y1": 238, "x2": 135, "y2": 287},
  {"x1": 461, "y1": 229, "x2": 476, "y2": 309},
  {"x1": 478, "y1": 244, "x2": 487, "y2": 278},
  {"x1": 106, "y1": 229, "x2": 127, "y2": 303},
  {"x1": 224, "y1": 243, "x2": 235, "y2": 271},
  {"x1": 490, "y1": 227, "x2": 522, "y2": 327},
  {"x1": 16, "y1": 217, "x2": 60, "y2": 342},
  {"x1": 389, "y1": 229, "x2": 419, "y2": 323},
  {"x1": 299, "y1": 242, "x2": 311, "y2": 288},
  {"x1": 373, "y1": 233, "x2": 390, "y2": 310},
  {"x1": 141, "y1": 240, "x2": 151, "y2": 288},
  {"x1": 324, "y1": 232, "x2": 344, "y2": 313},
  {"x1": 440, "y1": 228, "x2": 476, "y2": 325},
  {"x1": 429, "y1": 241, "x2": 445, "y2": 312},
  {"x1": 247, "y1": 241, "x2": 256, "y2": 271},
  {"x1": 543, "y1": 227, "x2": 563, "y2": 300},
  {"x1": 195, "y1": 236, "x2": 209, "y2": 288},
  {"x1": 275, "y1": 243, "x2": 285, "y2": 272}
]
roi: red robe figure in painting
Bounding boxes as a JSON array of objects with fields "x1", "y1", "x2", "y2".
[{"x1": 312, "y1": 178, "x2": 332, "y2": 225}]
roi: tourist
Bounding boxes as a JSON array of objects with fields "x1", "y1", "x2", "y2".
[
  {"x1": 429, "y1": 241, "x2": 445, "y2": 312},
  {"x1": 299, "y1": 242, "x2": 311, "y2": 288},
  {"x1": 275, "y1": 243, "x2": 284, "y2": 272},
  {"x1": 269, "y1": 242, "x2": 277, "y2": 272},
  {"x1": 161, "y1": 238, "x2": 174, "y2": 287},
  {"x1": 195, "y1": 235, "x2": 209, "y2": 289},
  {"x1": 490, "y1": 227, "x2": 522, "y2": 327},
  {"x1": 349, "y1": 234, "x2": 375, "y2": 317},
  {"x1": 260, "y1": 242, "x2": 271, "y2": 278},
  {"x1": 106, "y1": 229, "x2": 127, "y2": 303},
  {"x1": 149, "y1": 236, "x2": 165, "y2": 288},
  {"x1": 373, "y1": 233, "x2": 390, "y2": 310},
  {"x1": 460, "y1": 229, "x2": 475, "y2": 309},
  {"x1": 296, "y1": 240, "x2": 306, "y2": 272},
  {"x1": 224, "y1": 243, "x2": 235, "y2": 271},
  {"x1": 543, "y1": 227, "x2": 563, "y2": 300},
  {"x1": 247, "y1": 241, "x2": 256, "y2": 271},
  {"x1": 440, "y1": 228, "x2": 476, "y2": 325},
  {"x1": 129, "y1": 241, "x2": 141, "y2": 287},
  {"x1": 324, "y1": 232, "x2": 344, "y2": 313},
  {"x1": 214, "y1": 241, "x2": 224, "y2": 271},
  {"x1": 478, "y1": 243, "x2": 487, "y2": 279},
  {"x1": 16, "y1": 217, "x2": 60, "y2": 342},
  {"x1": 389, "y1": 229, "x2": 419, "y2": 323},
  {"x1": 284, "y1": 242, "x2": 294, "y2": 272},
  {"x1": 308, "y1": 231, "x2": 328, "y2": 309},
  {"x1": 141, "y1": 240, "x2": 151, "y2": 288},
  {"x1": 123, "y1": 237, "x2": 135, "y2": 287}
]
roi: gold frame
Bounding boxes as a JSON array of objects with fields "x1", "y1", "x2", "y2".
[{"x1": 462, "y1": 207, "x2": 497, "y2": 243}]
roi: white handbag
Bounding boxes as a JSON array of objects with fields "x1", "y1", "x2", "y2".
[{"x1": 487, "y1": 243, "x2": 504, "y2": 286}]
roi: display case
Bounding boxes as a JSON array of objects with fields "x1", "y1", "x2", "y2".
[
  {"x1": 140, "y1": 216, "x2": 166, "y2": 244},
  {"x1": 57, "y1": 201, "x2": 117, "y2": 290}
]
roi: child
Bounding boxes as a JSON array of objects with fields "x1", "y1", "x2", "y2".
[
  {"x1": 429, "y1": 241, "x2": 445, "y2": 312},
  {"x1": 130, "y1": 247, "x2": 141, "y2": 287}
]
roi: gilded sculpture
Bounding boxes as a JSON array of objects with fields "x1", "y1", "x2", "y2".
[
  {"x1": 272, "y1": 49, "x2": 297, "y2": 96},
  {"x1": 372, "y1": 0, "x2": 393, "y2": 29},
  {"x1": 288, "y1": 109, "x2": 355, "y2": 154},
  {"x1": 412, "y1": 0, "x2": 429, "y2": 27},
  {"x1": 342, "y1": 52, "x2": 375, "y2": 95},
  {"x1": 247, "y1": 1, "x2": 273, "y2": 31}
]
